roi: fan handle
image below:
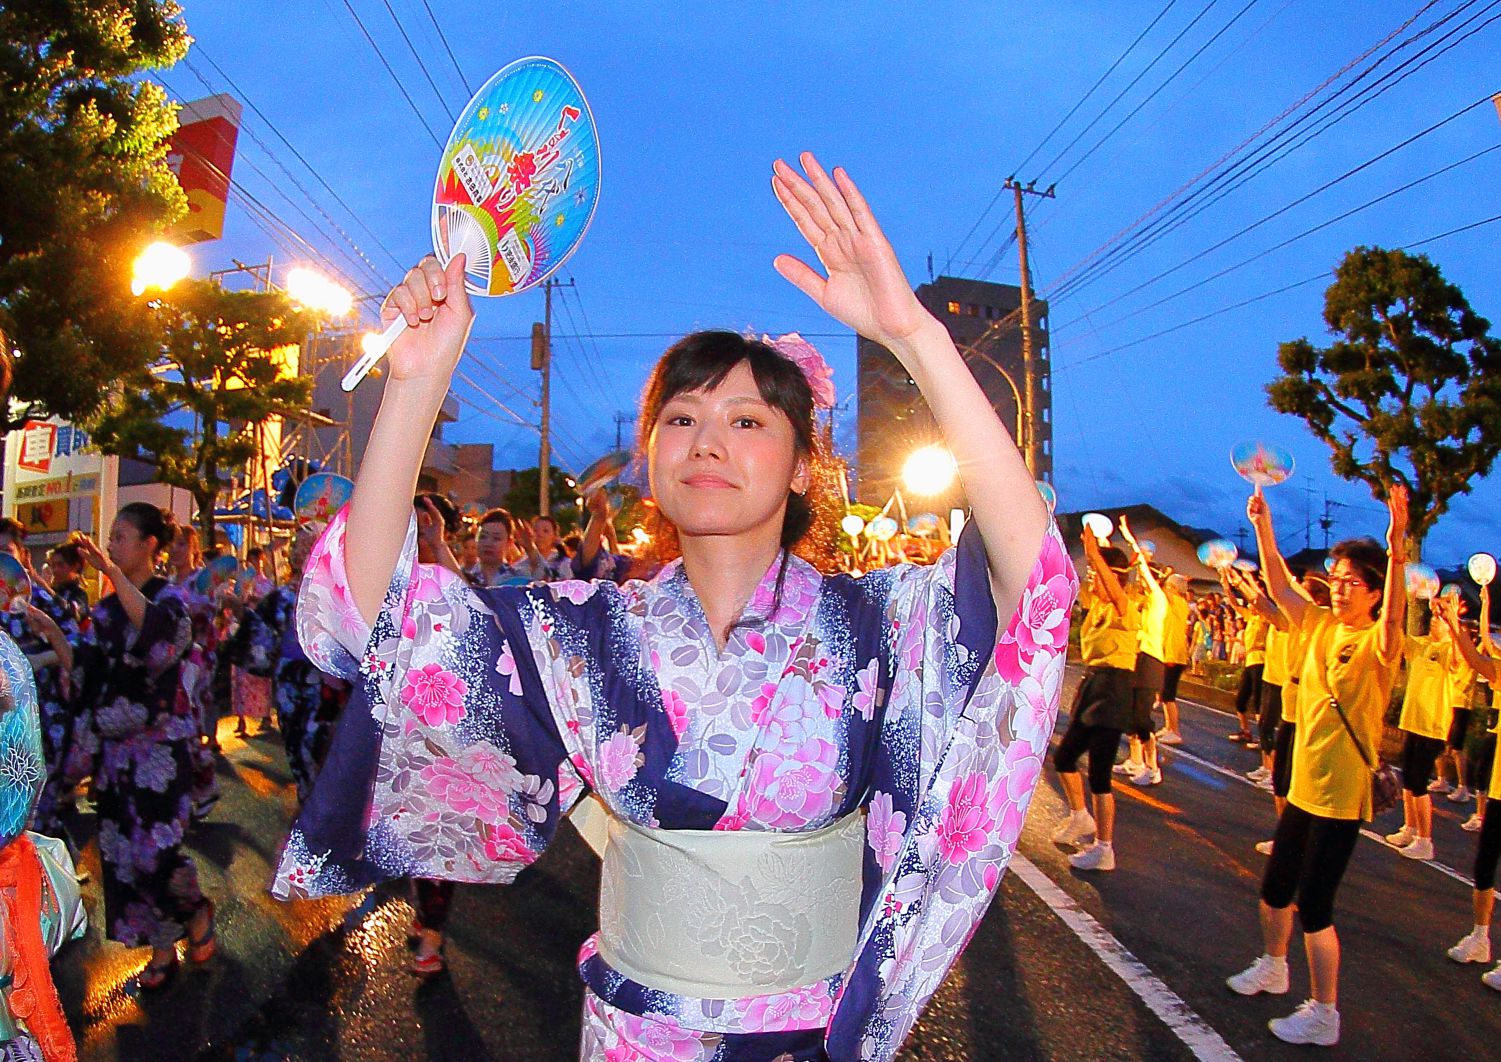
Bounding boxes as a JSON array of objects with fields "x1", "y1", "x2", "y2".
[{"x1": 341, "y1": 315, "x2": 406, "y2": 392}]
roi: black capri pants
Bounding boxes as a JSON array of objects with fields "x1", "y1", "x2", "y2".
[
  {"x1": 1447, "y1": 707, "x2": 1473, "y2": 752},
  {"x1": 1399, "y1": 732, "x2": 1446, "y2": 796},
  {"x1": 1475, "y1": 801, "x2": 1501, "y2": 892},
  {"x1": 1272, "y1": 721, "x2": 1297, "y2": 798},
  {"x1": 1260, "y1": 803, "x2": 1360, "y2": 933},
  {"x1": 1161, "y1": 663, "x2": 1186, "y2": 703},
  {"x1": 1054, "y1": 719, "x2": 1124, "y2": 795},
  {"x1": 1257, "y1": 681, "x2": 1283, "y2": 753},
  {"x1": 1235, "y1": 663, "x2": 1264, "y2": 720},
  {"x1": 1132, "y1": 655, "x2": 1166, "y2": 741},
  {"x1": 1469, "y1": 728, "x2": 1496, "y2": 792}
]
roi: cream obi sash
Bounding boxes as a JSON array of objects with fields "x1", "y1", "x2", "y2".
[{"x1": 595, "y1": 810, "x2": 865, "y2": 998}]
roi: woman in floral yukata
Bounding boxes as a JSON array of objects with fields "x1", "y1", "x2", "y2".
[
  {"x1": 76, "y1": 506, "x2": 216, "y2": 990},
  {"x1": 274, "y1": 154, "x2": 1076, "y2": 1061}
]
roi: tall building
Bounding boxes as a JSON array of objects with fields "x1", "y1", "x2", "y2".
[{"x1": 855, "y1": 275, "x2": 1051, "y2": 509}]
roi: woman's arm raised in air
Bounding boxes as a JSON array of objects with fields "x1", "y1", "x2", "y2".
[
  {"x1": 770, "y1": 154, "x2": 1048, "y2": 620},
  {"x1": 1082, "y1": 532, "x2": 1128, "y2": 616},
  {"x1": 1246, "y1": 490, "x2": 1309, "y2": 629},
  {"x1": 346, "y1": 256, "x2": 473, "y2": 626},
  {"x1": 1436, "y1": 593, "x2": 1495, "y2": 683},
  {"x1": 1377, "y1": 484, "x2": 1409, "y2": 662}
]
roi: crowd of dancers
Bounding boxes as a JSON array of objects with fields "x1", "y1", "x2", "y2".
[{"x1": 1053, "y1": 481, "x2": 1501, "y2": 1047}]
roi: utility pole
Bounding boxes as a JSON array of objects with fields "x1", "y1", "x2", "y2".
[
  {"x1": 1004, "y1": 177, "x2": 1056, "y2": 478},
  {"x1": 533, "y1": 277, "x2": 574, "y2": 518},
  {"x1": 614, "y1": 412, "x2": 634, "y2": 451}
]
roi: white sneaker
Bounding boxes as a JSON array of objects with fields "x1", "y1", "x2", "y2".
[
  {"x1": 1246, "y1": 766, "x2": 1271, "y2": 782},
  {"x1": 1130, "y1": 766, "x2": 1163, "y2": 787},
  {"x1": 1069, "y1": 842, "x2": 1115, "y2": 871},
  {"x1": 1269, "y1": 999, "x2": 1339, "y2": 1046},
  {"x1": 1255, "y1": 776, "x2": 1275, "y2": 793},
  {"x1": 1113, "y1": 758, "x2": 1144, "y2": 776},
  {"x1": 1428, "y1": 778, "x2": 1454, "y2": 794},
  {"x1": 1484, "y1": 963, "x2": 1501, "y2": 991},
  {"x1": 1384, "y1": 826, "x2": 1414, "y2": 847},
  {"x1": 1463, "y1": 813, "x2": 1484, "y2": 832},
  {"x1": 1051, "y1": 812, "x2": 1096, "y2": 846},
  {"x1": 1157, "y1": 729, "x2": 1183, "y2": 746},
  {"x1": 1255, "y1": 840, "x2": 1275, "y2": 855},
  {"x1": 1226, "y1": 954, "x2": 1290, "y2": 996},
  {"x1": 1448, "y1": 786, "x2": 1473, "y2": 803},
  {"x1": 1448, "y1": 929, "x2": 1492, "y2": 964},
  {"x1": 1400, "y1": 837, "x2": 1435, "y2": 861}
]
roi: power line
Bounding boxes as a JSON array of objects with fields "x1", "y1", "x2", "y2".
[
  {"x1": 1054, "y1": 0, "x2": 1264, "y2": 186},
  {"x1": 1052, "y1": 208, "x2": 1501, "y2": 373},
  {"x1": 186, "y1": 47, "x2": 409, "y2": 274},
  {"x1": 379, "y1": 0, "x2": 457, "y2": 123},
  {"x1": 339, "y1": 0, "x2": 444, "y2": 148},
  {"x1": 1037, "y1": 0, "x2": 1229, "y2": 180},
  {"x1": 1052, "y1": 92, "x2": 1501, "y2": 333},
  {"x1": 417, "y1": 0, "x2": 474, "y2": 96},
  {"x1": 1044, "y1": 1, "x2": 1488, "y2": 307}
]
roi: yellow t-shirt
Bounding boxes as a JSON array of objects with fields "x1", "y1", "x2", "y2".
[
  {"x1": 1243, "y1": 613, "x2": 1269, "y2": 667},
  {"x1": 1137, "y1": 586, "x2": 1190, "y2": 666},
  {"x1": 1280, "y1": 620, "x2": 1313, "y2": 724},
  {"x1": 1446, "y1": 653, "x2": 1478, "y2": 711},
  {"x1": 1079, "y1": 585, "x2": 1138, "y2": 671},
  {"x1": 1262, "y1": 624, "x2": 1290, "y2": 687},
  {"x1": 1489, "y1": 705, "x2": 1501, "y2": 801},
  {"x1": 1399, "y1": 634, "x2": 1453, "y2": 740},
  {"x1": 1288, "y1": 607, "x2": 1400, "y2": 821}
]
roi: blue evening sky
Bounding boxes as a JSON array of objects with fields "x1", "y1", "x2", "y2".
[{"x1": 164, "y1": 1, "x2": 1501, "y2": 564}]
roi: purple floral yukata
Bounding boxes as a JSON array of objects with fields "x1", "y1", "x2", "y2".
[
  {"x1": 273, "y1": 507, "x2": 1075, "y2": 1061},
  {"x1": 88, "y1": 578, "x2": 206, "y2": 948}
]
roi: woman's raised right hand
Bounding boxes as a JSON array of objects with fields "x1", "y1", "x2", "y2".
[{"x1": 381, "y1": 254, "x2": 474, "y2": 387}]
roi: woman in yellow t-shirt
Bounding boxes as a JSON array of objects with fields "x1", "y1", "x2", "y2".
[
  {"x1": 1387, "y1": 613, "x2": 1459, "y2": 860},
  {"x1": 1114, "y1": 516, "x2": 1184, "y2": 787},
  {"x1": 1432, "y1": 593, "x2": 1501, "y2": 990},
  {"x1": 1434, "y1": 606, "x2": 1480, "y2": 804},
  {"x1": 1051, "y1": 532, "x2": 1136, "y2": 872},
  {"x1": 1225, "y1": 485, "x2": 1407, "y2": 1049}
]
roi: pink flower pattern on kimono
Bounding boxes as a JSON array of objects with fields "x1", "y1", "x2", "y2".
[
  {"x1": 995, "y1": 740, "x2": 1044, "y2": 843},
  {"x1": 614, "y1": 1013, "x2": 711, "y2": 1061},
  {"x1": 400, "y1": 663, "x2": 467, "y2": 727},
  {"x1": 734, "y1": 738, "x2": 841, "y2": 829},
  {"x1": 661, "y1": 688, "x2": 689, "y2": 739},
  {"x1": 867, "y1": 790, "x2": 906, "y2": 872},
  {"x1": 737, "y1": 980, "x2": 833, "y2": 1033},
  {"x1": 483, "y1": 821, "x2": 536, "y2": 863},
  {"x1": 420, "y1": 758, "x2": 509, "y2": 820},
  {"x1": 935, "y1": 771, "x2": 995, "y2": 865},
  {"x1": 495, "y1": 639, "x2": 523, "y2": 696},
  {"x1": 851, "y1": 659, "x2": 880, "y2": 721},
  {"x1": 598, "y1": 729, "x2": 644, "y2": 792}
]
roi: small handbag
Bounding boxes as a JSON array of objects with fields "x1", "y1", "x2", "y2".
[{"x1": 1326, "y1": 695, "x2": 1401, "y2": 817}]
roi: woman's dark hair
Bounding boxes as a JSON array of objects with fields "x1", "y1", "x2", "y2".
[
  {"x1": 0, "y1": 517, "x2": 24, "y2": 543},
  {"x1": 246, "y1": 546, "x2": 265, "y2": 563},
  {"x1": 414, "y1": 493, "x2": 463, "y2": 536},
  {"x1": 117, "y1": 502, "x2": 177, "y2": 552},
  {"x1": 1329, "y1": 536, "x2": 1387, "y2": 617},
  {"x1": 477, "y1": 508, "x2": 515, "y2": 537},
  {"x1": 637, "y1": 330, "x2": 838, "y2": 570},
  {"x1": 47, "y1": 543, "x2": 84, "y2": 570},
  {"x1": 562, "y1": 532, "x2": 582, "y2": 556}
]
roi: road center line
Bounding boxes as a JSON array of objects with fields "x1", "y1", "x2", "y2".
[{"x1": 1011, "y1": 855, "x2": 1244, "y2": 1062}]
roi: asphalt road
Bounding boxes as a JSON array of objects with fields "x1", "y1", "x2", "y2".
[{"x1": 47, "y1": 673, "x2": 1501, "y2": 1060}]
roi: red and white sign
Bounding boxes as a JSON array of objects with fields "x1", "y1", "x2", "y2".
[{"x1": 16, "y1": 421, "x2": 56, "y2": 474}]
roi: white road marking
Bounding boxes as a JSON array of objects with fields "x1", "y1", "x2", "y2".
[
  {"x1": 1011, "y1": 855, "x2": 1244, "y2": 1062},
  {"x1": 1165, "y1": 743, "x2": 1478, "y2": 888}
]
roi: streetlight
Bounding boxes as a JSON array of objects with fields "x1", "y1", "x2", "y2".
[
  {"x1": 131, "y1": 241, "x2": 191, "y2": 296},
  {"x1": 902, "y1": 445, "x2": 957, "y2": 496},
  {"x1": 285, "y1": 267, "x2": 354, "y2": 317}
]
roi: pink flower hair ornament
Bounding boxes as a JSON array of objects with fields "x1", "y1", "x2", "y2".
[{"x1": 762, "y1": 332, "x2": 836, "y2": 410}]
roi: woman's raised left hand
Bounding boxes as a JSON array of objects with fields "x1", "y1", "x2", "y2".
[{"x1": 771, "y1": 153, "x2": 933, "y2": 353}]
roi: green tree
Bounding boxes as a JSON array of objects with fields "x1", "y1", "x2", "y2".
[
  {"x1": 88, "y1": 280, "x2": 316, "y2": 543},
  {"x1": 0, "y1": 0, "x2": 190, "y2": 425},
  {"x1": 501, "y1": 466, "x2": 582, "y2": 530},
  {"x1": 1267, "y1": 246, "x2": 1501, "y2": 553}
]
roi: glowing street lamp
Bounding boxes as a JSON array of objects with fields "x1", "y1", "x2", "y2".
[
  {"x1": 286, "y1": 267, "x2": 354, "y2": 317},
  {"x1": 131, "y1": 241, "x2": 191, "y2": 296},
  {"x1": 902, "y1": 445, "x2": 957, "y2": 496}
]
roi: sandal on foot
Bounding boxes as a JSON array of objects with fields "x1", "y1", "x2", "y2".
[
  {"x1": 187, "y1": 901, "x2": 217, "y2": 963},
  {"x1": 138, "y1": 956, "x2": 179, "y2": 991},
  {"x1": 409, "y1": 949, "x2": 445, "y2": 977}
]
